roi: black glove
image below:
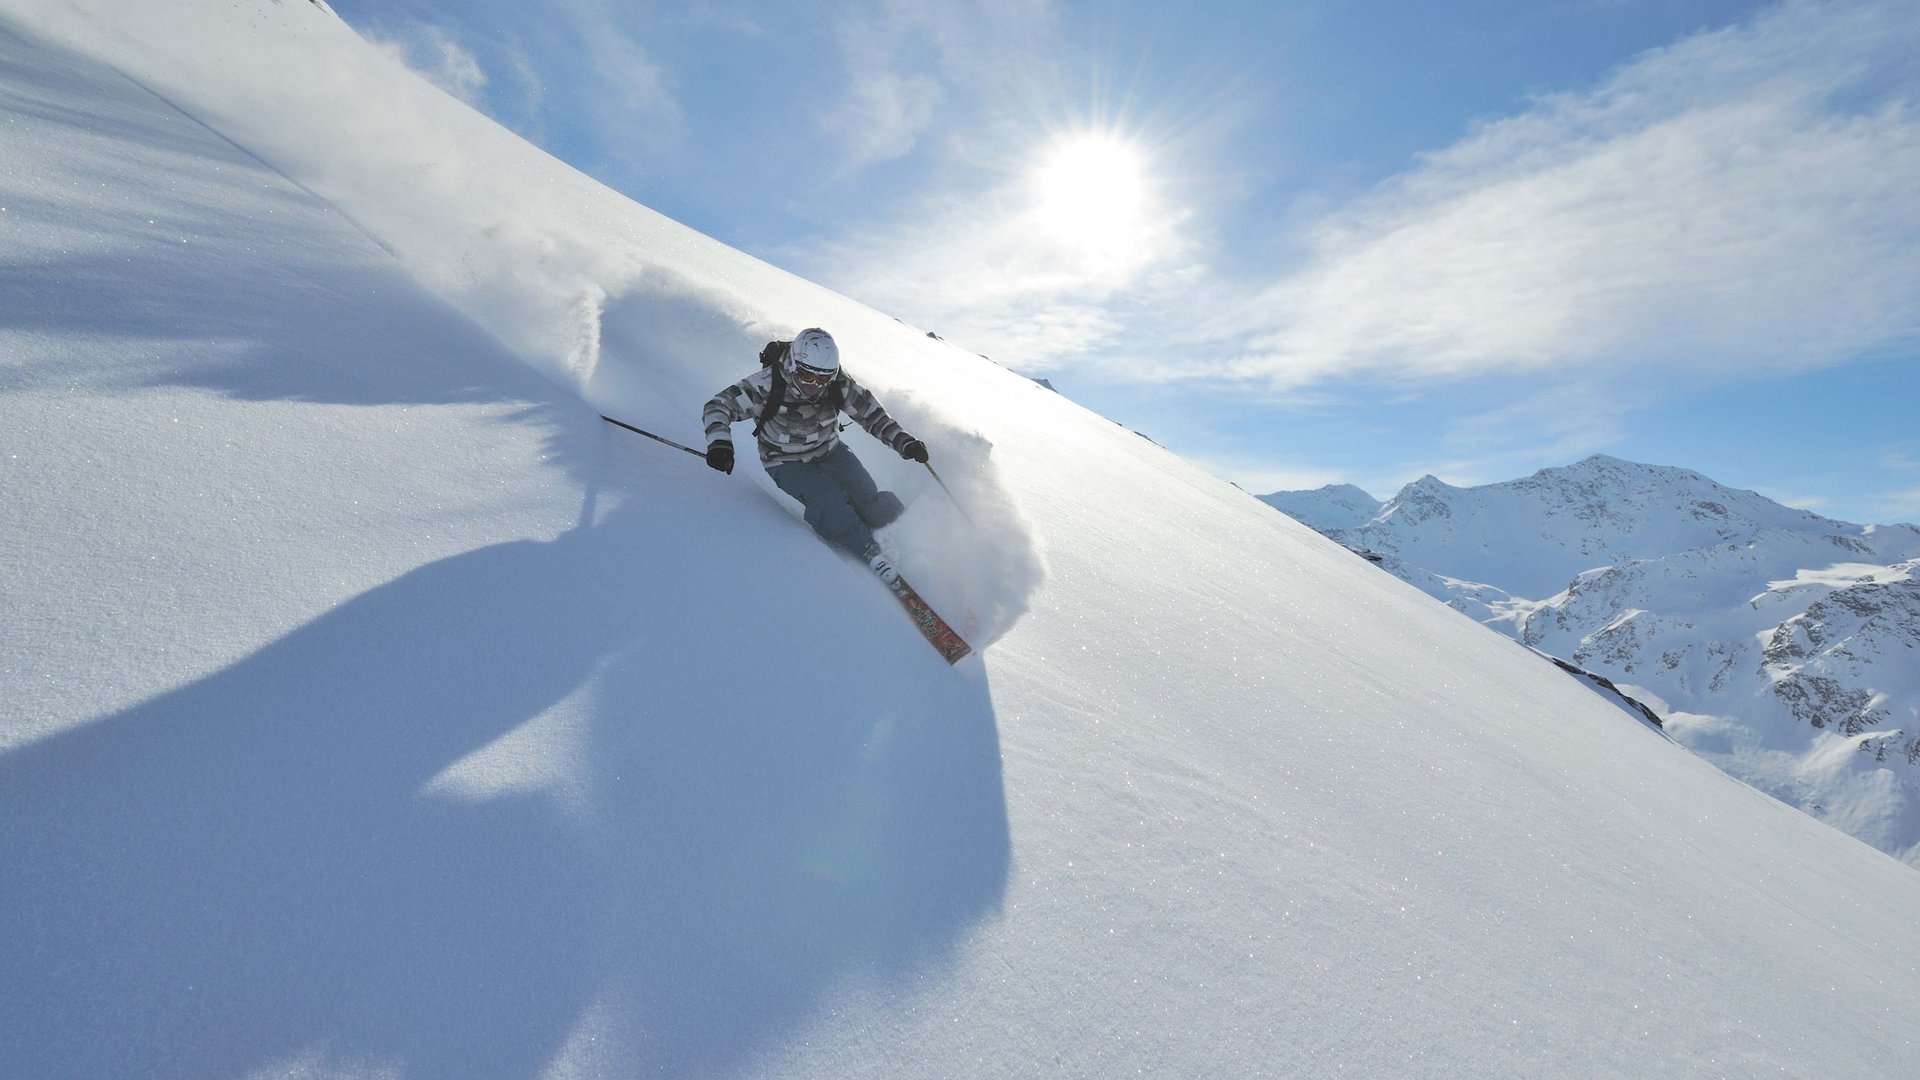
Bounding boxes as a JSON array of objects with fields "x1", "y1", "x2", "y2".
[
  {"x1": 706, "y1": 441, "x2": 734, "y2": 474},
  {"x1": 900, "y1": 438, "x2": 929, "y2": 464}
]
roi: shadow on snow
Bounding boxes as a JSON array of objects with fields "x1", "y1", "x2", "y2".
[
  {"x1": 1, "y1": 457, "x2": 1011, "y2": 1079},
  {"x1": 2, "y1": 21, "x2": 1010, "y2": 1076}
]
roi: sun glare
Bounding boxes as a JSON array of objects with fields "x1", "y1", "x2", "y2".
[{"x1": 1033, "y1": 132, "x2": 1149, "y2": 255}]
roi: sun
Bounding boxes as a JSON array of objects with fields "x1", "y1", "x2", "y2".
[{"x1": 1032, "y1": 131, "x2": 1149, "y2": 255}]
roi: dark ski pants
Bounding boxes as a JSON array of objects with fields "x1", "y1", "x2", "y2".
[{"x1": 768, "y1": 442, "x2": 904, "y2": 556}]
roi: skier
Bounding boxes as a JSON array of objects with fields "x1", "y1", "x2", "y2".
[{"x1": 702, "y1": 327, "x2": 929, "y2": 581}]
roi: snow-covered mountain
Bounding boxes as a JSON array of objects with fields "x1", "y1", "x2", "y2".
[
  {"x1": 6, "y1": 3, "x2": 1920, "y2": 1078},
  {"x1": 1258, "y1": 483, "x2": 1382, "y2": 533},
  {"x1": 1270, "y1": 456, "x2": 1920, "y2": 866}
]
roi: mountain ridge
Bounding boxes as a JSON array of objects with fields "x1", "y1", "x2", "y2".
[{"x1": 1266, "y1": 455, "x2": 1920, "y2": 865}]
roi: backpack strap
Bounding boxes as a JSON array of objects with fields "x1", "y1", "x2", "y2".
[
  {"x1": 753, "y1": 363, "x2": 786, "y2": 442},
  {"x1": 751, "y1": 346, "x2": 847, "y2": 443}
]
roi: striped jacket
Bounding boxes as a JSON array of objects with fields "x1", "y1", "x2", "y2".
[{"x1": 703, "y1": 367, "x2": 915, "y2": 466}]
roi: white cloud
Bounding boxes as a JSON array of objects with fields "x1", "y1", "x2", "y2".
[
  {"x1": 680, "y1": 5, "x2": 764, "y2": 37},
  {"x1": 821, "y1": 70, "x2": 944, "y2": 168},
  {"x1": 1220, "y1": 0, "x2": 1920, "y2": 390},
  {"x1": 794, "y1": 1, "x2": 1244, "y2": 367},
  {"x1": 1871, "y1": 486, "x2": 1920, "y2": 524},
  {"x1": 808, "y1": 167, "x2": 1198, "y2": 368},
  {"x1": 1880, "y1": 445, "x2": 1920, "y2": 472},
  {"x1": 350, "y1": 5, "x2": 675, "y2": 171},
  {"x1": 499, "y1": 46, "x2": 548, "y2": 143},
  {"x1": 557, "y1": 0, "x2": 682, "y2": 151},
  {"x1": 818, "y1": 0, "x2": 1060, "y2": 170},
  {"x1": 1424, "y1": 382, "x2": 1637, "y2": 484},
  {"x1": 367, "y1": 23, "x2": 487, "y2": 104},
  {"x1": 814, "y1": 0, "x2": 1920, "y2": 405},
  {"x1": 1871, "y1": 448, "x2": 1920, "y2": 522}
]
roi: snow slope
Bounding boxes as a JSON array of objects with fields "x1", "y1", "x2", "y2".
[
  {"x1": 1271, "y1": 458, "x2": 1920, "y2": 868},
  {"x1": 4, "y1": 4, "x2": 1920, "y2": 1078}
]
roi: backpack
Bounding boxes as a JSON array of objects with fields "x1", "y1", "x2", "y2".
[{"x1": 752, "y1": 339, "x2": 844, "y2": 440}]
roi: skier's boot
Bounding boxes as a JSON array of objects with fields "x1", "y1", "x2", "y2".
[{"x1": 861, "y1": 541, "x2": 900, "y2": 586}]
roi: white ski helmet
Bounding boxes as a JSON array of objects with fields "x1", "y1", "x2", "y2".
[{"x1": 786, "y1": 327, "x2": 840, "y2": 376}]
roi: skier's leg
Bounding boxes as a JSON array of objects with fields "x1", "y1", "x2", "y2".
[
  {"x1": 820, "y1": 443, "x2": 904, "y2": 530},
  {"x1": 769, "y1": 456, "x2": 875, "y2": 555}
]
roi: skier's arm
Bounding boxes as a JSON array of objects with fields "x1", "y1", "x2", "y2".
[
  {"x1": 842, "y1": 378, "x2": 918, "y2": 457},
  {"x1": 702, "y1": 371, "x2": 773, "y2": 474},
  {"x1": 701, "y1": 371, "x2": 770, "y2": 448}
]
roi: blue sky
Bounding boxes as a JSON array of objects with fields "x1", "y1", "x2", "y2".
[{"x1": 327, "y1": 0, "x2": 1920, "y2": 524}]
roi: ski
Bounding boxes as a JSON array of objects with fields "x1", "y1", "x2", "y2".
[{"x1": 878, "y1": 569, "x2": 973, "y2": 665}]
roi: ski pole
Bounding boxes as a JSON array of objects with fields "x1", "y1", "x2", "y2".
[
  {"x1": 923, "y1": 462, "x2": 977, "y2": 526},
  {"x1": 600, "y1": 414, "x2": 704, "y2": 459}
]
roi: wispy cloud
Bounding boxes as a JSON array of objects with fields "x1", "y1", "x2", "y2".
[
  {"x1": 497, "y1": 45, "x2": 548, "y2": 144},
  {"x1": 809, "y1": 167, "x2": 1198, "y2": 367},
  {"x1": 1428, "y1": 382, "x2": 1637, "y2": 485},
  {"x1": 796, "y1": 0, "x2": 1220, "y2": 365},
  {"x1": 1220, "y1": 0, "x2": 1920, "y2": 390},
  {"x1": 1874, "y1": 446, "x2": 1920, "y2": 523},
  {"x1": 818, "y1": 0, "x2": 1061, "y2": 171},
  {"x1": 820, "y1": 69, "x2": 945, "y2": 169},
  {"x1": 815, "y1": 0, "x2": 1920, "y2": 407},
  {"x1": 366, "y1": 23, "x2": 488, "y2": 104},
  {"x1": 1879, "y1": 445, "x2": 1920, "y2": 472},
  {"x1": 678, "y1": 4, "x2": 764, "y2": 37},
  {"x1": 341, "y1": 2, "x2": 675, "y2": 172},
  {"x1": 1872, "y1": 486, "x2": 1920, "y2": 525},
  {"x1": 556, "y1": 0, "x2": 682, "y2": 158}
]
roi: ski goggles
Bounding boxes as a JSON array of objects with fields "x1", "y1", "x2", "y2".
[{"x1": 792, "y1": 363, "x2": 836, "y2": 392}]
